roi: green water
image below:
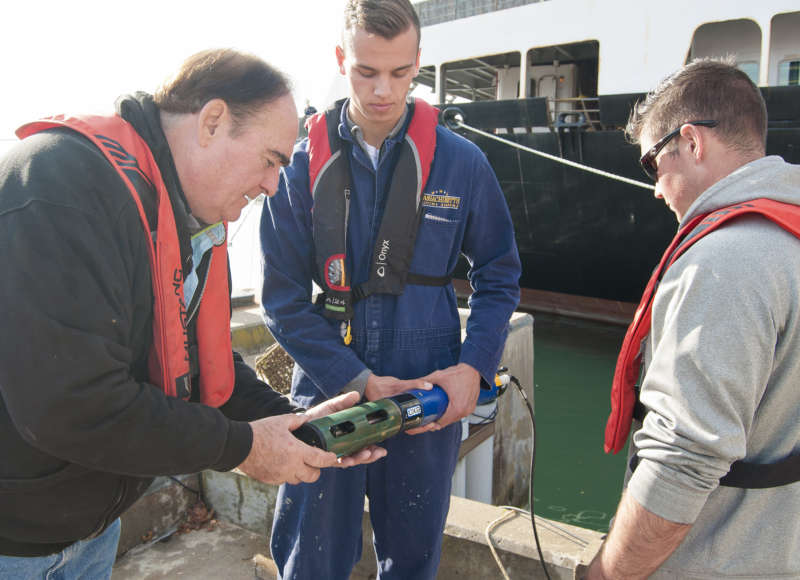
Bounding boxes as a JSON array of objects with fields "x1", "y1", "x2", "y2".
[{"x1": 531, "y1": 313, "x2": 630, "y2": 533}]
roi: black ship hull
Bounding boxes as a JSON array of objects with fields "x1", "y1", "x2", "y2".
[{"x1": 451, "y1": 88, "x2": 800, "y2": 305}]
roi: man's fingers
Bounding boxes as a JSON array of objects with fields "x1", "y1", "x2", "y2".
[
  {"x1": 335, "y1": 445, "x2": 388, "y2": 467},
  {"x1": 305, "y1": 391, "x2": 361, "y2": 420},
  {"x1": 419, "y1": 370, "x2": 443, "y2": 384},
  {"x1": 326, "y1": 391, "x2": 361, "y2": 410},
  {"x1": 405, "y1": 422, "x2": 439, "y2": 435},
  {"x1": 388, "y1": 378, "x2": 431, "y2": 397},
  {"x1": 437, "y1": 399, "x2": 470, "y2": 427}
]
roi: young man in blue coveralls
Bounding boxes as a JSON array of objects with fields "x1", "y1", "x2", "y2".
[{"x1": 260, "y1": 1, "x2": 521, "y2": 577}]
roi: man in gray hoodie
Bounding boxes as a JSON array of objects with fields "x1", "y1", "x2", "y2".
[{"x1": 586, "y1": 59, "x2": 800, "y2": 579}]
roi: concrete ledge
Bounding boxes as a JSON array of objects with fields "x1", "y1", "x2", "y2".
[
  {"x1": 441, "y1": 496, "x2": 603, "y2": 579},
  {"x1": 200, "y1": 469, "x2": 603, "y2": 579},
  {"x1": 231, "y1": 305, "x2": 275, "y2": 355}
]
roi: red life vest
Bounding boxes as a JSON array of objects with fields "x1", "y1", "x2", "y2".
[
  {"x1": 605, "y1": 198, "x2": 800, "y2": 488},
  {"x1": 306, "y1": 98, "x2": 446, "y2": 321},
  {"x1": 16, "y1": 114, "x2": 235, "y2": 407}
]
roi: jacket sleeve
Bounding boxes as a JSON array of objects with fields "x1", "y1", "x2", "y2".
[
  {"x1": 0, "y1": 132, "x2": 252, "y2": 476},
  {"x1": 260, "y1": 143, "x2": 368, "y2": 398},
  {"x1": 458, "y1": 150, "x2": 522, "y2": 382},
  {"x1": 218, "y1": 352, "x2": 299, "y2": 421}
]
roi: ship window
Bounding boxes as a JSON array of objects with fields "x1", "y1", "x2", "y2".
[
  {"x1": 526, "y1": 40, "x2": 600, "y2": 129},
  {"x1": 441, "y1": 51, "x2": 520, "y2": 103},
  {"x1": 689, "y1": 19, "x2": 761, "y2": 80},
  {"x1": 769, "y1": 12, "x2": 800, "y2": 85},
  {"x1": 778, "y1": 60, "x2": 800, "y2": 86},
  {"x1": 737, "y1": 61, "x2": 760, "y2": 84}
]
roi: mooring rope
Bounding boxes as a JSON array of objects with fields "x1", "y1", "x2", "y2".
[
  {"x1": 484, "y1": 506, "x2": 593, "y2": 579},
  {"x1": 485, "y1": 510, "x2": 516, "y2": 580},
  {"x1": 443, "y1": 110, "x2": 655, "y2": 191}
]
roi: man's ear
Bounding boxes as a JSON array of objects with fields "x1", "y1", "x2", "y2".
[
  {"x1": 680, "y1": 123, "x2": 704, "y2": 162},
  {"x1": 414, "y1": 48, "x2": 421, "y2": 76},
  {"x1": 336, "y1": 45, "x2": 346, "y2": 76},
  {"x1": 197, "y1": 99, "x2": 228, "y2": 146}
]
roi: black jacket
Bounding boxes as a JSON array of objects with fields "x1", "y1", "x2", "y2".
[{"x1": 0, "y1": 93, "x2": 296, "y2": 556}]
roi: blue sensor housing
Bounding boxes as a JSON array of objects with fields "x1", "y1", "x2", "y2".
[{"x1": 401, "y1": 380, "x2": 500, "y2": 427}]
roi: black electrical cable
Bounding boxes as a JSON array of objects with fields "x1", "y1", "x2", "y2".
[
  {"x1": 509, "y1": 375, "x2": 551, "y2": 580},
  {"x1": 169, "y1": 475, "x2": 200, "y2": 495}
]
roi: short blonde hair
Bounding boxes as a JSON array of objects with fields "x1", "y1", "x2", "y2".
[{"x1": 342, "y1": 0, "x2": 421, "y2": 50}]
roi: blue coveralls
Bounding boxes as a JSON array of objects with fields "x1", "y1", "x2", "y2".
[{"x1": 260, "y1": 101, "x2": 521, "y2": 579}]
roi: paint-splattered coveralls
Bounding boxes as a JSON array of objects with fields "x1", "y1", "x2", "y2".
[{"x1": 260, "y1": 101, "x2": 521, "y2": 579}]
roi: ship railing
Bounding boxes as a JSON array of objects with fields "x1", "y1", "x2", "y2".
[
  {"x1": 436, "y1": 96, "x2": 602, "y2": 136},
  {"x1": 545, "y1": 97, "x2": 602, "y2": 132}
]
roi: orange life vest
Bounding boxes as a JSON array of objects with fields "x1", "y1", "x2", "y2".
[
  {"x1": 605, "y1": 199, "x2": 800, "y2": 486},
  {"x1": 17, "y1": 114, "x2": 235, "y2": 407}
]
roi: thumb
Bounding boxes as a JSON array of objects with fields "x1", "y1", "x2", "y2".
[
  {"x1": 418, "y1": 368, "x2": 442, "y2": 385},
  {"x1": 303, "y1": 446, "x2": 339, "y2": 469},
  {"x1": 417, "y1": 380, "x2": 434, "y2": 391},
  {"x1": 284, "y1": 412, "x2": 310, "y2": 431}
]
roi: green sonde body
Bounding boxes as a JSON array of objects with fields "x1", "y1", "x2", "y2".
[{"x1": 310, "y1": 398, "x2": 405, "y2": 457}]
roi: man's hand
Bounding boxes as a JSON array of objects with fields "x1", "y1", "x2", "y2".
[
  {"x1": 363, "y1": 373, "x2": 432, "y2": 401},
  {"x1": 238, "y1": 392, "x2": 388, "y2": 485},
  {"x1": 237, "y1": 413, "x2": 339, "y2": 485},
  {"x1": 409, "y1": 363, "x2": 480, "y2": 433}
]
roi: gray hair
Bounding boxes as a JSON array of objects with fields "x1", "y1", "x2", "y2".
[{"x1": 154, "y1": 48, "x2": 292, "y2": 136}]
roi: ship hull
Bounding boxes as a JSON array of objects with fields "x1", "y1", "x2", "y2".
[{"x1": 452, "y1": 89, "x2": 800, "y2": 304}]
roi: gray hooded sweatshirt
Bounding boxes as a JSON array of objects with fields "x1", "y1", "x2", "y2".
[{"x1": 627, "y1": 156, "x2": 800, "y2": 579}]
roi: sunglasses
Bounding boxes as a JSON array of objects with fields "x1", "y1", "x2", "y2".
[{"x1": 639, "y1": 120, "x2": 718, "y2": 181}]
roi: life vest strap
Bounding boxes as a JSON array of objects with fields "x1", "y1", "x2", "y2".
[
  {"x1": 331, "y1": 271, "x2": 454, "y2": 304},
  {"x1": 406, "y1": 272, "x2": 453, "y2": 287},
  {"x1": 629, "y1": 452, "x2": 800, "y2": 488},
  {"x1": 721, "y1": 454, "x2": 800, "y2": 489}
]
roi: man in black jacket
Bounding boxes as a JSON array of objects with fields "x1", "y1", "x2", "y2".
[{"x1": 0, "y1": 48, "x2": 383, "y2": 578}]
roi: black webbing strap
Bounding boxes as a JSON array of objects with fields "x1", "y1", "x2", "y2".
[
  {"x1": 629, "y1": 451, "x2": 800, "y2": 488},
  {"x1": 406, "y1": 272, "x2": 453, "y2": 286},
  {"x1": 350, "y1": 271, "x2": 453, "y2": 303},
  {"x1": 719, "y1": 453, "x2": 800, "y2": 489}
]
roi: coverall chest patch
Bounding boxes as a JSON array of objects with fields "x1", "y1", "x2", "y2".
[{"x1": 422, "y1": 190, "x2": 461, "y2": 210}]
